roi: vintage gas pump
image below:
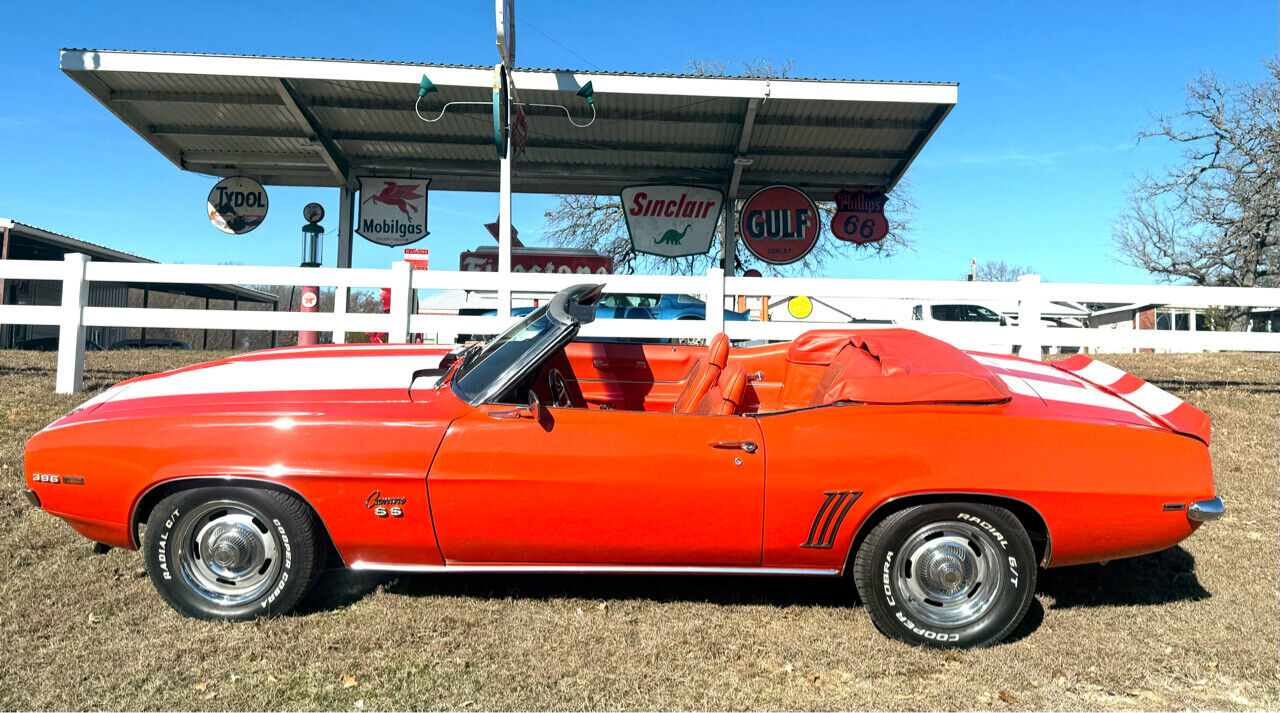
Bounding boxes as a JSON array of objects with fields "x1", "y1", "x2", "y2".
[{"x1": 298, "y1": 203, "x2": 324, "y2": 346}]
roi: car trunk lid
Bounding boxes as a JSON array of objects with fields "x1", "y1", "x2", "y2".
[
  {"x1": 1052, "y1": 354, "x2": 1210, "y2": 444},
  {"x1": 968, "y1": 352, "x2": 1209, "y2": 444}
]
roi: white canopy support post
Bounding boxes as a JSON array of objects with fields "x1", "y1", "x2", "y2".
[
  {"x1": 705, "y1": 267, "x2": 725, "y2": 342},
  {"x1": 334, "y1": 175, "x2": 355, "y2": 344},
  {"x1": 1017, "y1": 273, "x2": 1043, "y2": 359},
  {"x1": 723, "y1": 97, "x2": 759, "y2": 277},
  {"x1": 498, "y1": 139, "x2": 513, "y2": 320},
  {"x1": 56, "y1": 253, "x2": 89, "y2": 394},
  {"x1": 388, "y1": 260, "x2": 412, "y2": 343}
]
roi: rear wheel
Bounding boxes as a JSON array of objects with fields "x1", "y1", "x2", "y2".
[
  {"x1": 853, "y1": 502, "x2": 1036, "y2": 648},
  {"x1": 143, "y1": 487, "x2": 321, "y2": 620}
]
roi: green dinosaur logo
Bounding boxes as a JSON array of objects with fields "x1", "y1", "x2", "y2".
[{"x1": 655, "y1": 224, "x2": 692, "y2": 245}]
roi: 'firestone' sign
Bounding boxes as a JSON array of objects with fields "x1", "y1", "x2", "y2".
[
  {"x1": 738, "y1": 185, "x2": 820, "y2": 265},
  {"x1": 357, "y1": 177, "x2": 430, "y2": 246},
  {"x1": 621, "y1": 185, "x2": 724, "y2": 259},
  {"x1": 461, "y1": 247, "x2": 612, "y2": 275}
]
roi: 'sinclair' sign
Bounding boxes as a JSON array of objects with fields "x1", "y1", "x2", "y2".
[
  {"x1": 738, "y1": 185, "x2": 819, "y2": 265},
  {"x1": 207, "y1": 176, "x2": 268, "y2": 235},
  {"x1": 357, "y1": 177, "x2": 430, "y2": 246},
  {"x1": 621, "y1": 185, "x2": 724, "y2": 259}
]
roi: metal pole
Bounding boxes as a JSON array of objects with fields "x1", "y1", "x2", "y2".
[
  {"x1": 270, "y1": 300, "x2": 278, "y2": 348},
  {"x1": 722, "y1": 194, "x2": 737, "y2": 277},
  {"x1": 230, "y1": 297, "x2": 238, "y2": 351},
  {"x1": 497, "y1": 82, "x2": 513, "y2": 321},
  {"x1": 202, "y1": 297, "x2": 209, "y2": 349}
]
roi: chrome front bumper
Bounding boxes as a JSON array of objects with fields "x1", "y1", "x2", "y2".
[{"x1": 1187, "y1": 497, "x2": 1224, "y2": 522}]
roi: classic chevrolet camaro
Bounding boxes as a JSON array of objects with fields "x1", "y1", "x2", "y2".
[{"x1": 24, "y1": 284, "x2": 1222, "y2": 647}]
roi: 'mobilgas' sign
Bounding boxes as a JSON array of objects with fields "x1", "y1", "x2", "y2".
[
  {"x1": 207, "y1": 176, "x2": 268, "y2": 235},
  {"x1": 621, "y1": 185, "x2": 723, "y2": 258},
  {"x1": 738, "y1": 185, "x2": 819, "y2": 265},
  {"x1": 357, "y1": 177, "x2": 430, "y2": 246}
]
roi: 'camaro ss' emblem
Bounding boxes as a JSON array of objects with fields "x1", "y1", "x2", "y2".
[{"x1": 366, "y1": 491, "x2": 406, "y2": 518}]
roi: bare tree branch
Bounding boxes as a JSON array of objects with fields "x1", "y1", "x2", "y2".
[
  {"x1": 541, "y1": 58, "x2": 917, "y2": 276},
  {"x1": 1114, "y1": 57, "x2": 1279, "y2": 327}
]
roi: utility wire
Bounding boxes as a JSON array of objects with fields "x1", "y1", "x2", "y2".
[{"x1": 524, "y1": 19, "x2": 602, "y2": 70}]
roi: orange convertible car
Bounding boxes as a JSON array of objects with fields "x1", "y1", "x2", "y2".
[{"x1": 24, "y1": 284, "x2": 1221, "y2": 647}]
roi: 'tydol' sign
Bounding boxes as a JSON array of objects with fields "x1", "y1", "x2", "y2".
[
  {"x1": 357, "y1": 177, "x2": 430, "y2": 246},
  {"x1": 621, "y1": 185, "x2": 724, "y2": 258}
]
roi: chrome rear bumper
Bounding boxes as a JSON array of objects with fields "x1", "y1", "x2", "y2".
[{"x1": 1187, "y1": 497, "x2": 1224, "y2": 522}]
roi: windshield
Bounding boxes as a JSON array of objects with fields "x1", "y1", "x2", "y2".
[{"x1": 450, "y1": 305, "x2": 559, "y2": 403}]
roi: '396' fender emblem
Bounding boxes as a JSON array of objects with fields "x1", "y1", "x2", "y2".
[{"x1": 366, "y1": 490, "x2": 406, "y2": 518}]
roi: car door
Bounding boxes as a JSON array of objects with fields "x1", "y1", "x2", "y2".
[{"x1": 428, "y1": 405, "x2": 765, "y2": 565}]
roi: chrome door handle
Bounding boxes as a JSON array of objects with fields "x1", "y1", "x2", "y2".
[{"x1": 708, "y1": 440, "x2": 758, "y2": 454}]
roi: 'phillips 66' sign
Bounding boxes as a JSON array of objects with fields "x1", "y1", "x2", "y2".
[
  {"x1": 738, "y1": 185, "x2": 819, "y2": 265},
  {"x1": 831, "y1": 189, "x2": 889, "y2": 245}
]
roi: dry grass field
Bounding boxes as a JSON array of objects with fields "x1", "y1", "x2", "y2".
[{"x1": 1, "y1": 349, "x2": 1276, "y2": 711}]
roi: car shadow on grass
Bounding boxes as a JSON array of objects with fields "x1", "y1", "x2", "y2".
[
  {"x1": 1036, "y1": 545, "x2": 1210, "y2": 609},
  {"x1": 298, "y1": 545, "x2": 1209, "y2": 624},
  {"x1": 297, "y1": 567, "x2": 859, "y2": 615}
]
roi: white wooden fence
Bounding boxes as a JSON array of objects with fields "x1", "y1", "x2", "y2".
[{"x1": 2, "y1": 253, "x2": 1278, "y2": 393}]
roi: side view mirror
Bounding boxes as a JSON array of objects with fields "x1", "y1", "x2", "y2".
[
  {"x1": 488, "y1": 391, "x2": 542, "y2": 421},
  {"x1": 999, "y1": 316, "x2": 1008, "y2": 326}
]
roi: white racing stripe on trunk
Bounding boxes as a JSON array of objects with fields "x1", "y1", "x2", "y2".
[
  {"x1": 995, "y1": 373, "x2": 1041, "y2": 399},
  {"x1": 1126, "y1": 382, "x2": 1184, "y2": 416},
  {"x1": 972, "y1": 353, "x2": 1160, "y2": 425},
  {"x1": 107, "y1": 354, "x2": 444, "y2": 402},
  {"x1": 1073, "y1": 359, "x2": 1127, "y2": 386}
]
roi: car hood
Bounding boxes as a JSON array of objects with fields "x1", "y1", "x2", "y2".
[{"x1": 64, "y1": 343, "x2": 455, "y2": 419}]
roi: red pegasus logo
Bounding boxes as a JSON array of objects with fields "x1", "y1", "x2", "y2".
[{"x1": 363, "y1": 182, "x2": 424, "y2": 219}]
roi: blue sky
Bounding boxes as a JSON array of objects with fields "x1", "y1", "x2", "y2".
[{"x1": 1, "y1": 1, "x2": 1275, "y2": 283}]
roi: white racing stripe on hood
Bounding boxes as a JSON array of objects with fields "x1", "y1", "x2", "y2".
[{"x1": 107, "y1": 354, "x2": 445, "y2": 402}]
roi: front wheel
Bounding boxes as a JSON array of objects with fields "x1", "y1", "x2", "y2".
[
  {"x1": 853, "y1": 502, "x2": 1036, "y2": 648},
  {"x1": 143, "y1": 487, "x2": 321, "y2": 620}
]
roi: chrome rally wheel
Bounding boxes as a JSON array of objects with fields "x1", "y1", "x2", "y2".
[
  {"x1": 175, "y1": 501, "x2": 282, "y2": 605},
  {"x1": 144, "y1": 486, "x2": 321, "y2": 620},
  {"x1": 853, "y1": 502, "x2": 1037, "y2": 648},
  {"x1": 893, "y1": 521, "x2": 1004, "y2": 628}
]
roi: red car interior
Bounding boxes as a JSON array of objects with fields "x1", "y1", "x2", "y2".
[{"x1": 540, "y1": 328, "x2": 1011, "y2": 416}]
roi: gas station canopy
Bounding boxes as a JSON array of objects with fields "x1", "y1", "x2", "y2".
[{"x1": 61, "y1": 50, "x2": 956, "y2": 200}]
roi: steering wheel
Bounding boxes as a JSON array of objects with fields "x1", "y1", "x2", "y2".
[{"x1": 548, "y1": 369, "x2": 572, "y2": 408}]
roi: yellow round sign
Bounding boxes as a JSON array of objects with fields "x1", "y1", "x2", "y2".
[{"x1": 788, "y1": 296, "x2": 814, "y2": 319}]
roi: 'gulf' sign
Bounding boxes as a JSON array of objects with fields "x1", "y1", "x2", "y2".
[{"x1": 738, "y1": 185, "x2": 819, "y2": 265}]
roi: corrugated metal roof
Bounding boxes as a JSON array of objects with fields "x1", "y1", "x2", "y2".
[
  {"x1": 63, "y1": 49, "x2": 958, "y2": 85},
  {"x1": 0, "y1": 219, "x2": 277, "y2": 303},
  {"x1": 61, "y1": 49, "x2": 957, "y2": 200}
]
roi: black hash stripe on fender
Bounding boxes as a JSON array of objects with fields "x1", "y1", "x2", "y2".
[{"x1": 801, "y1": 490, "x2": 862, "y2": 548}]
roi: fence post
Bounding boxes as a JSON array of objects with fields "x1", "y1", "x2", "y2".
[
  {"x1": 1016, "y1": 273, "x2": 1042, "y2": 359},
  {"x1": 333, "y1": 286, "x2": 348, "y2": 344},
  {"x1": 56, "y1": 253, "x2": 89, "y2": 394},
  {"x1": 705, "y1": 267, "x2": 725, "y2": 341},
  {"x1": 388, "y1": 260, "x2": 412, "y2": 344}
]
